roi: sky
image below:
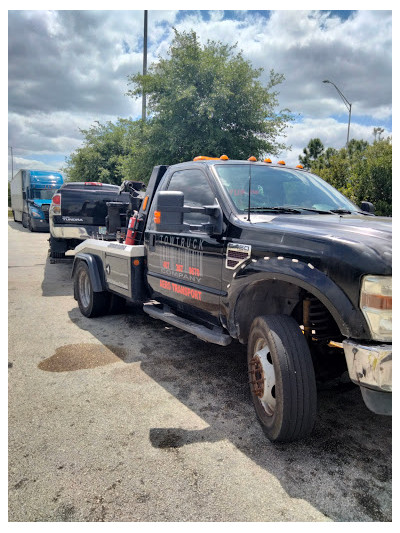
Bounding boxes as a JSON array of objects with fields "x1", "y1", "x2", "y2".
[{"x1": 7, "y1": 4, "x2": 393, "y2": 179}]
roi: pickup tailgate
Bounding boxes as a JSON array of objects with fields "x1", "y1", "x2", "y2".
[{"x1": 59, "y1": 188, "x2": 125, "y2": 225}]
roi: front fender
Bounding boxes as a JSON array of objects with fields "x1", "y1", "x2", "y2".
[{"x1": 226, "y1": 256, "x2": 369, "y2": 341}]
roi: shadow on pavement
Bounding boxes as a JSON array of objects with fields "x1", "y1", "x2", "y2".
[
  {"x1": 65, "y1": 304, "x2": 392, "y2": 522},
  {"x1": 41, "y1": 255, "x2": 74, "y2": 297}
]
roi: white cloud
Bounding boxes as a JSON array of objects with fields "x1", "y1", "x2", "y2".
[
  {"x1": 277, "y1": 116, "x2": 390, "y2": 167},
  {"x1": 7, "y1": 9, "x2": 392, "y2": 177}
]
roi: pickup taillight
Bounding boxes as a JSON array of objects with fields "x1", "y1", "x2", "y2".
[{"x1": 51, "y1": 193, "x2": 61, "y2": 215}]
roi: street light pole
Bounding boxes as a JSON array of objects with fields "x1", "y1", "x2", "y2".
[
  {"x1": 9, "y1": 146, "x2": 14, "y2": 179},
  {"x1": 142, "y1": 10, "x2": 148, "y2": 123},
  {"x1": 323, "y1": 80, "x2": 352, "y2": 147}
]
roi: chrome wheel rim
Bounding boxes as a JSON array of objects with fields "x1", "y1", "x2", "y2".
[
  {"x1": 249, "y1": 339, "x2": 276, "y2": 416},
  {"x1": 78, "y1": 270, "x2": 91, "y2": 309}
]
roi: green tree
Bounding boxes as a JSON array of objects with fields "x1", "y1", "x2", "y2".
[
  {"x1": 64, "y1": 119, "x2": 140, "y2": 185},
  {"x1": 307, "y1": 137, "x2": 392, "y2": 216},
  {"x1": 299, "y1": 138, "x2": 325, "y2": 169},
  {"x1": 351, "y1": 138, "x2": 392, "y2": 216},
  {"x1": 126, "y1": 29, "x2": 293, "y2": 181}
]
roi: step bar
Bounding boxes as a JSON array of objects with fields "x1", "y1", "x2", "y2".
[{"x1": 143, "y1": 303, "x2": 232, "y2": 346}]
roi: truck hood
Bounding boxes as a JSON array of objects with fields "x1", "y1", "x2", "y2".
[
  {"x1": 240, "y1": 213, "x2": 392, "y2": 272},
  {"x1": 31, "y1": 199, "x2": 52, "y2": 208}
]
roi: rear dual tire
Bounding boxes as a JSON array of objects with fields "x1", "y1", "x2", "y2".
[
  {"x1": 74, "y1": 262, "x2": 109, "y2": 318},
  {"x1": 74, "y1": 261, "x2": 126, "y2": 318}
]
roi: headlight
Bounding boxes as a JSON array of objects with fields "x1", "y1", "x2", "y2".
[
  {"x1": 360, "y1": 275, "x2": 392, "y2": 342},
  {"x1": 30, "y1": 208, "x2": 43, "y2": 219}
]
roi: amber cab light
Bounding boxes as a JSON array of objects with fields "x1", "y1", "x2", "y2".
[
  {"x1": 248, "y1": 156, "x2": 257, "y2": 162},
  {"x1": 296, "y1": 164, "x2": 304, "y2": 169},
  {"x1": 142, "y1": 196, "x2": 149, "y2": 211},
  {"x1": 193, "y1": 155, "x2": 219, "y2": 161},
  {"x1": 278, "y1": 160, "x2": 286, "y2": 165},
  {"x1": 220, "y1": 155, "x2": 229, "y2": 160},
  {"x1": 264, "y1": 158, "x2": 272, "y2": 164}
]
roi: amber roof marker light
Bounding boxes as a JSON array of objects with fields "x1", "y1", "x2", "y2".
[{"x1": 193, "y1": 155, "x2": 229, "y2": 161}]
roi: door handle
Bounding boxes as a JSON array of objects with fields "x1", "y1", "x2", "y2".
[{"x1": 149, "y1": 233, "x2": 156, "y2": 250}]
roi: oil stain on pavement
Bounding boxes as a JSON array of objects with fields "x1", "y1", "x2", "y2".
[{"x1": 38, "y1": 344, "x2": 127, "y2": 372}]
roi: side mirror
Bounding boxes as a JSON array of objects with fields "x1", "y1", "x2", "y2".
[
  {"x1": 154, "y1": 191, "x2": 223, "y2": 235},
  {"x1": 154, "y1": 191, "x2": 184, "y2": 232},
  {"x1": 361, "y1": 201, "x2": 375, "y2": 214}
]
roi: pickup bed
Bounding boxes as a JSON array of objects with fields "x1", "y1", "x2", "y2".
[
  {"x1": 71, "y1": 158, "x2": 392, "y2": 442},
  {"x1": 48, "y1": 181, "x2": 138, "y2": 260}
]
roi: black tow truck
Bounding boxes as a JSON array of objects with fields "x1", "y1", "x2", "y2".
[{"x1": 71, "y1": 156, "x2": 392, "y2": 442}]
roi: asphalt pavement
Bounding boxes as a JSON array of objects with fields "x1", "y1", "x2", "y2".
[{"x1": 8, "y1": 220, "x2": 392, "y2": 522}]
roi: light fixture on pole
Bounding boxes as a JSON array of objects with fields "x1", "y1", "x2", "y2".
[{"x1": 323, "y1": 80, "x2": 352, "y2": 147}]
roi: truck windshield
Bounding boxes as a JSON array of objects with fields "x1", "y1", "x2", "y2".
[
  {"x1": 213, "y1": 164, "x2": 360, "y2": 214},
  {"x1": 30, "y1": 188, "x2": 58, "y2": 200}
]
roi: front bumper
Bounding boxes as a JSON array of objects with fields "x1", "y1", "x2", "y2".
[
  {"x1": 50, "y1": 223, "x2": 93, "y2": 240},
  {"x1": 343, "y1": 339, "x2": 392, "y2": 415},
  {"x1": 30, "y1": 218, "x2": 50, "y2": 232}
]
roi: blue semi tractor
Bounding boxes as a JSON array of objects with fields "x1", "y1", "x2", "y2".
[{"x1": 10, "y1": 169, "x2": 64, "y2": 232}]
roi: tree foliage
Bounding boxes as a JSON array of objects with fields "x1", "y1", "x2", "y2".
[
  {"x1": 64, "y1": 30, "x2": 294, "y2": 185},
  {"x1": 64, "y1": 120, "x2": 140, "y2": 184},
  {"x1": 298, "y1": 138, "x2": 325, "y2": 169},
  {"x1": 301, "y1": 137, "x2": 392, "y2": 216},
  {"x1": 125, "y1": 29, "x2": 293, "y2": 180}
]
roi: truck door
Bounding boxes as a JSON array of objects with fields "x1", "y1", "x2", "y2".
[{"x1": 145, "y1": 167, "x2": 225, "y2": 324}]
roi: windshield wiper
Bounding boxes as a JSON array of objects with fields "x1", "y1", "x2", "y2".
[
  {"x1": 249, "y1": 206, "x2": 302, "y2": 214},
  {"x1": 329, "y1": 208, "x2": 353, "y2": 214},
  {"x1": 288, "y1": 206, "x2": 332, "y2": 214},
  {"x1": 248, "y1": 206, "x2": 358, "y2": 215}
]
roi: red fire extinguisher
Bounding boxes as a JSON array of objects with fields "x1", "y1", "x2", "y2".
[{"x1": 124, "y1": 215, "x2": 137, "y2": 245}]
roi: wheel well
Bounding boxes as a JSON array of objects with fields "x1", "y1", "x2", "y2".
[{"x1": 234, "y1": 279, "x2": 341, "y2": 344}]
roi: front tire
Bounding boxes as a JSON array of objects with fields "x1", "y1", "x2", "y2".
[
  {"x1": 247, "y1": 314, "x2": 317, "y2": 442},
  {"x1": 74, "y1": 261, "x2": 109, "y2": 318}
]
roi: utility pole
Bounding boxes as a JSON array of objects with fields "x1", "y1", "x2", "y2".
[
  {"x1": 9, "y1": 146, "x2": 14, "y2": 179},
  {"x1": 142, "y1": 10, "x2": 148, "y2": 123}
]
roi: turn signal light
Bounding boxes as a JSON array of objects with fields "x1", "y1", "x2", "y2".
[
  {"x1": 361, "y1": 293, "x2": 392, "y2": 311},
  {"x1": 154, "y1": 211, "x2": 161, "y2": 224}
]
